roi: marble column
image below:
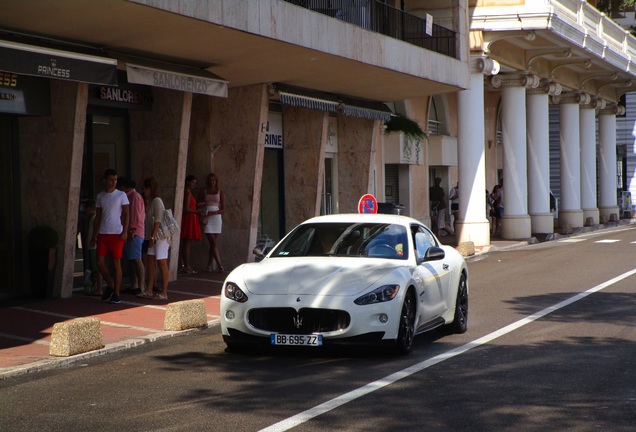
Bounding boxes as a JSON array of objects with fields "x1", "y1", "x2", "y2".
[
  {"x1": 527, "y1": 80, "x2": 561, "y2": 234},
  {"x1": 579, "y1": 99, "x2": 600, "y2": 225},
  {"x1": 553, "y1": 93, "x2": 585, "y2": 229},
  {"x1": 490, "y1": 73, "x2": 540, "y2": 239},
  {"x1": 598, "y1": 105, "x2": 622, "y2": 222},
  {"x1": 456, "y1": 57, "x2": 500, "y2": 247}
]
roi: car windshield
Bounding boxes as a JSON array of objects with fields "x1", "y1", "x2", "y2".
[{"x1": 270, "y1": 222, "x2": 409, "y2": 260}]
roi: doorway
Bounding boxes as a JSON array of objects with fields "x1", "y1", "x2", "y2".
[
  {"x1": 77, "y1": 110, "x2": 129, "y2": 285},
  {"x1": 82, "y1": 111, "x2": 129, "y2": 202},
  {"x1": 0, "y1": 116, "x2": 19, "y2": 298},
  {"x1": 321, "y1": 155, "x2": 338, "y2": 215},
  {"x1": 259, "y1": 148, "x2": 285, "y2": 242}
]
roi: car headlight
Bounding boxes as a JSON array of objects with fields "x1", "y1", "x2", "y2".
[
  {"x1": 354, "y1": 284, "x2": 400, "y2": 305},
  {"x1": 224, "y1": 282, "x2": 248, "y2": 303}
]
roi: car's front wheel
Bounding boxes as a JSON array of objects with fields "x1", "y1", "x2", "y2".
[
  {"x1": 450, "y1": 273, "x2": 468, "y2": 334},
  {"x1": 395, "y1": 291, "x2": 416, "y2": 355}
]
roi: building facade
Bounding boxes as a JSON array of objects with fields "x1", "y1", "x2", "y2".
[{"x1": 1, "y1": 0, "x2": 635, "y2": 300}]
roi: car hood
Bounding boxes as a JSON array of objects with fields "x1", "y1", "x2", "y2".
[{"x1": 239, "y1": 257, "x2": 398, "y2": 296}]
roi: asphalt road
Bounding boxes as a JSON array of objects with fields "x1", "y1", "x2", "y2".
[{"x1": 1, "y1": 225, "x2": 635, "y2": 431}]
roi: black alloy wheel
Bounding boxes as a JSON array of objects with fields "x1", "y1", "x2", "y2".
[
  {"x1": 450, "y1": 273, "x2": 468, "y2": 334},
  {"x1": 395, "y1": 291, "x2": 416, "y2": 355}
]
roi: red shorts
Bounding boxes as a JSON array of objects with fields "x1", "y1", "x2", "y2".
[{"x1": 96, "y1": 234, "x2": 125, "y2": 259}]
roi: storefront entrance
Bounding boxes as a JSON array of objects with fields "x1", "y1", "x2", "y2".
[
  {"x1": 76, "y1": 110, "x2": 129, "y2": 283},
  {"x1": 0, "y1": 116, "x2": 18, "y2": 298},
  {"x1": 258, "y1": 109, "x2": 285, "y2": 243},
  {"x1": 81, "y1": 110, "x2": 129, "y2": 202}
]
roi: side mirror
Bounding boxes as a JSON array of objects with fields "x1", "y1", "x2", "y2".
[
  {"x1": 252, "y1": 246, "x2": 271, "y2": 260},
  {"x1": 417, "y1": 246, "x2": 445, "y2": 264}
]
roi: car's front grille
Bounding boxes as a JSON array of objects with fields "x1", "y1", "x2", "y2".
[{"x1": 248, "y1": 308, "x2": 350, "y2": 334}]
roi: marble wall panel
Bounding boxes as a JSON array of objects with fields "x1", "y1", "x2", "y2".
[
  {"x1": 206, "y1": 84, "x2": 269, "y2": 268},
  {"x1": 19, "y1": 80, "x2": 87, "y2": 298},
  {"x1": 337, "y1": 116, "x2": 380, "y2": 213},
  {"x1": 282, "y1": 106, "x2": 328, "y2": 231},
  {"x1": 129, "y1": 88, "x2": 192, "y2": 278}
]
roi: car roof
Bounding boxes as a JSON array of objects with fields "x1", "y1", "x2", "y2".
[{"x1": 300, "y1": 213, "x2": 425, "y2": 228}]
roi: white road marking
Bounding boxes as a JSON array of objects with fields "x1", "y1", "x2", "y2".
[
  {"x1": 259, "y1": 268, "x2": 636, "y2": 432},
  {"x1": 559, "y1": 238, "x2": 587, "y2": 243},
  {"x1": 595, "y1": 239, "x2": 621, "y2": 243}
]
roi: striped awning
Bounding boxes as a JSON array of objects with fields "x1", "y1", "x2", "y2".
[
  {"x1": 339, "y1": 96, "x2": 393, "y2": 122},
  {"x1": 272, "y1": 83, "x2": 392, "y2": 121},
  {"x1": 274, "y1": 83, "x2": 339, "y2": 113}
]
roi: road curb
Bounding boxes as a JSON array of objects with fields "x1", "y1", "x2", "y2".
[{"x1": 0, "y1": 320, "x2": 221, "y2": 380}]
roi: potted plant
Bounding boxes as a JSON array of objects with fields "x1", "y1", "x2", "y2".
[
  {"x1": 28, "y1": 225, "x2": 59, "y2": 298},
  {"x1": 384, "y1": 113, "x2": 425, "y2": 141}
]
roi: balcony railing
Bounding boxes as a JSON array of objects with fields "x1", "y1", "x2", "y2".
[{"x1": 283, "y1": 0, "x2": 457, "y2": 59}]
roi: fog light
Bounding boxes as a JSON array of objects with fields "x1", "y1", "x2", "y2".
[
  {"x1": 225, "y1": 310, "x2": 235, "y2": 320},
  {"x1": 378, "y1": 313, "x2": 388, "y2": 323}
]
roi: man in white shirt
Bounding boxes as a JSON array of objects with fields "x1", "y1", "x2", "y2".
[{"x1": 90, "y1": 168, "x2": 129, "y2": 304}]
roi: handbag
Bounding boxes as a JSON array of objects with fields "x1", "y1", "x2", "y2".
[{"x1": 156, "y1": 208, "x2": 180, "y2": 240}]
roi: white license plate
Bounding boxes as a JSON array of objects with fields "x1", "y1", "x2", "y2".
[{"x1": 270, "y1": 334, "x2": 323, "y2": 346}]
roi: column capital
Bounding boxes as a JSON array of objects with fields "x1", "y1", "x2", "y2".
[
  {"x1": 489, "y1": 73, "x2": 541, "y2": 90},
  {"x1": 470, "y1": 56, "x2": 500, "y2": 75},
  {"x1": 580, "y1": 98, "x2": 607, "y2": 110},
  {"x1": 550, "y1": 92, "x2": 591, "y2": 105},
  {"x1": 527, "y1": 79, "x2": 562, "y2": 96},
  {"x1": 598, "y1": 104, "x2": 625, "y2": 116}
]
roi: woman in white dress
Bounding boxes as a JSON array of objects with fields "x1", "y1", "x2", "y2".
[{"x1": 197, "y1": 173, "x2": 226, "y2": 272}]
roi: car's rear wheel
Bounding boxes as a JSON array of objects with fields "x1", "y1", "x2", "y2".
[
  {"x1": 450, "y1": 273, "x2": 468, "y2": 334},
  {"x1": 395, "y1": 291, "x2": 416, "y2": 355}
]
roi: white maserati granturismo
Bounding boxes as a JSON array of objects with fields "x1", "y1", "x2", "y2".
[{"x1": 220, "y1": 213, "x2": 468, "y2": 354}]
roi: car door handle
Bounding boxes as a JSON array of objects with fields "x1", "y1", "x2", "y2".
[{"x1": 443, "y1": 264, "x2": 449, "y2": 270}]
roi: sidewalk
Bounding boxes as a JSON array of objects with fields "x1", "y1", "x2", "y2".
[
  {"x1": 0, "y1": 270, "x2": 226, "y2": 380},
  {"x1": 1, "y1": 220, "x2": 632, "y2": 380}
]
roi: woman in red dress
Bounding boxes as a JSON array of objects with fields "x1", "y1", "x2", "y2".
[{"x1": 179, "y1": 175, "x2": 202, "y2": 273}]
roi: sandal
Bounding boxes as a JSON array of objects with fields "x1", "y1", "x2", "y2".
[
  {"x1": 136, "y1": 291, "x2": 153, "y2": 299},
  {"x1": 154, "y1": 294, "x2": 168, "y2": 300},
  {"x1": 184, "y1": 266, "x2": 197, "y2": 274}
]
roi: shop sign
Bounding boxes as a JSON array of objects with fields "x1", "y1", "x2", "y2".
[
  {"x1": 0, "y1": 71, "x2": 50, "y2": 115},
  {"x1": 88, "y1": 83, "x2": 153, "y2": 110},
  {"x1": 326, "y1": 116, "x2": 338, "y2": 153},
  {"x1": 0, "y1": 40, "x2": 117, "y2": 85},
  {"x1": 264, "y1": 111, "x2": 283, "y2": 149},
  {"x1": 126, "y1": 64, "x2": 227, "y2": 98}
]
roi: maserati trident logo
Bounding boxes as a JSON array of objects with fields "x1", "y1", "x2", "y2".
[{"x1": 292, "y1": 313, "x2": 303, "y2": 329}]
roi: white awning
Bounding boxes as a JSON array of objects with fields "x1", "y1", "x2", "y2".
[{"x1": 126, "y1": 60, "x2": 228, "y2": 98}]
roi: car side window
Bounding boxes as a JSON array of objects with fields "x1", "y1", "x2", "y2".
[{"x1": 412, "y1": 224, "x2": 436, "y2": 260}]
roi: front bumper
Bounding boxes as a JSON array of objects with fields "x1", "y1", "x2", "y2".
[{"x1": 224, "y1": 328, "x2": 389, "y2": 348}]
